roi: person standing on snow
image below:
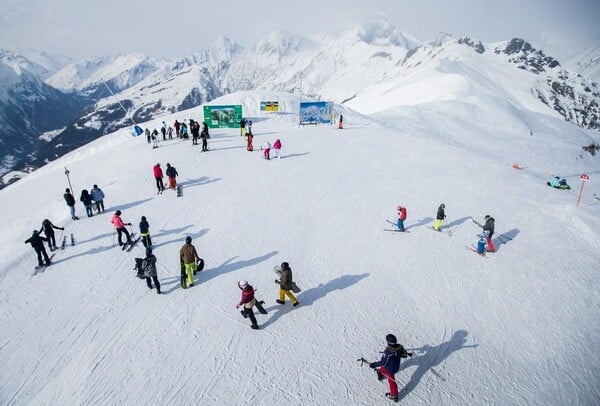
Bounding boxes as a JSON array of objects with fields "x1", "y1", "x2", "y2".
[
  {"x1": 145, "y1": 128, "x2": 151, "y2": 144},
  {"x1": 90, "y1": 184, "x2": 105, "y2": 213},
  {"x1": 111, "y1": 210, "x2": 132, "y2": 247},
  {"x1": 482, "y1": 215, "x2": 495, "y2": 252},
  {"x1": 262, "y1": 141, "x2": 272, "y2": 160},
  {"x1": 174, "y1": 120, "x2": 181, "y2": 137},
  {"x1": 153, "y1": 163, "x2": 165, "y2": 193},
  {"x1": 396, "y1": 205, "x2": 407, "y2": 232},
  {"x1": 166, "y1": 163, "x2": 178, "y2": 189},
  {"x1": 240, "y1": 118, "x2": 247, "y2": 137},
  {"x1": 201, "y1": 122, "x2": 209, "y2": 151},
  {"x1": 64, "y1": 188, "x2": 78, "y2": 220},
  {"x1": 180, "y1": 236, "x2": 200, "y2": 287},
  {"x1": 275, "y1": 262, "x2": 299, "y2": 306},
  {"x1": 433, "y1": 204, "x2": 446, "y2": 231},
  {"x1": 139, "y1": 216, "x2": 152, "y2": 248},
  {"x1": 143, "y1": 247, "x2": 161, "y2": 294},
  {"x1": 80, "y1": 189, "x2": 94, "y2": 217},
  {"x1": 368, "y1": 334, "x2": 412, "y2": 403},
  {"x1": 338, "y1": 114, "x2": 344, "y2": 129},
  {"x1": 25, "y1": 230, "x2": 51, "y2": 267},
  {"x1": 272, "y1": 139, "x2": 282, "y2": 159},
  {"x1": 39, "y1": 219, "x2": 64, "y2": 251},
  {"x1": 236, "y1": 280, "x2": 259, "y2": 330},
  {"x1": 161, "y1": 121, "x2": 167, "y2": 141}
]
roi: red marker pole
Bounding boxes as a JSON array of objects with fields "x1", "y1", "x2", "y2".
[{"x1": 576, "y1": 173, "x2": 589, "y2": 207}]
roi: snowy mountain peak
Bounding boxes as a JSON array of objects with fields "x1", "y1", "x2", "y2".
[
  {"x1": 253, "y1": 30, "x2": 306, "y2": 58},
  {"x1": 345, "y1": 19, "x2": 420, "y2": 49},
  {"x1": 494, "y1": 38, "x2": 560, "y2": 74}
]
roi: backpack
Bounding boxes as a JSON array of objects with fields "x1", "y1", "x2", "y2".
[{"x1": 134, "y1": 258, "x2": 145, "y2": 279}]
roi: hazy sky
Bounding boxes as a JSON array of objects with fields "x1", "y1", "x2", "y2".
[{"x1": 0, "y1": 0, "x2": 598, "y2": 60}]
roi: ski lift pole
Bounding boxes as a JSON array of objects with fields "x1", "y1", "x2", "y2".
[{"x1": 64, "y1": 167, "x2": 75, "y2": 196}]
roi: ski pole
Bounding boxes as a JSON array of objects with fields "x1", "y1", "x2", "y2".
[
  {"x1": 442, "y1": 219, "x2": 452, "y2": 236},
  {"x1": 112, "y1": 230, "x2": 115, "y2": 247}
]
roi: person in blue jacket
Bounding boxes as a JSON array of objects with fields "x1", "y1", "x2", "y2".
[{"x1": 369, "y1": 334, "x2": 412, "y2": 402}]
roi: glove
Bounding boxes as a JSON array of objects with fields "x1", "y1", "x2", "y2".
[
  {"x1": 235, "y1": 304, "x2": 240, "y2": 309},
  {"x1": 408, "y1": 352, "x2": 413, "y2": 357},
  {"x1": 60, "y1": 227, "x2": 65, "y2": 230},
  {"x1": 128, "y1": 223, "x2": 132, "y2": 226},
  {"x1": 369, "y1": 363, "x2": 376, "y2": 369},
  {"x1": 274, "y1": 279, "x2": 280, "y2": 284}
]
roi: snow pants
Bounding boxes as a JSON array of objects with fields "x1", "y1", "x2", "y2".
[
  {"x1": 46, "y1": 232, "x2": 57, "y2": 251},
  {"x1": 396, "y1": 219, "x2": 405, "y2": 231},
  {"x1": 68, "y1": 205, "x2": 76, "y2": 220},
  {"x1": 34, "y1": 246, "x2": 51, "y2": 266},
  {"x1": 279, "y1": 288, "x2": 298, "y2": 304},
  {"x1": 378, "y1": 367, "x2": 398, "y2": 397},
  {"x1": 263, "y1": 148, "x2": 270, "y2": 159},
  {"x1": 155, "y1": 177, "x2": 164, "y2": 192},
  {"x1": 168, "y1": 176, "x2": 177, "y2": 189},
  {"x1": 273, "y1": 148, "x2": 281, "y2": 159},
  {"x1": 146, "y1": 275, "x2": 161, "y2": 293},
  {"x1": 241, "y1": 307, "x2": 258, "y2": 327},
  {"x1": 184, "y1": 262, "x2": 197, "y2": 285},
  {"x1": 486, "y1": 236, "x2": 495, "y2": 252},
  {"x1": 116, "y1": 227, "x2": 131, "y2": 245},
  {"x1": 433, "y1": 219, "x2": 442, "y2": 230},
  {"x1": 141, "y1": 233, "x2": 152, "y2": 248}
]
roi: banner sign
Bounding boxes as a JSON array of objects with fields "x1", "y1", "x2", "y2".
[
  {"x1": 260, "y1": 101, "x2": 279, "y2": 112},
  {"x1": 203, "y1": 105, "x2": 243, "y2": 129},
  {"x1": 299, "y1": 101, "x2": 333, "y2": 124}
]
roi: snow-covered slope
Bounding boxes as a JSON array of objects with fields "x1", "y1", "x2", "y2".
[{"x1": 0, "y1": 90, "x2": 599, "y2": 405}]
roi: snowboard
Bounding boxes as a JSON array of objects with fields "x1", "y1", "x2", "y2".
[
  {"x1": 193, "y1": 258, "x2": 205, "y2": 275},
  {"x1": 273, "y1": 266, "x2": 301, "y2": 293},
  {"x1": 177, "y1": 184, "x2": 183, "y2": 197},
  {"x1": 385, "y1": 219, "x2": 408, "y2": 232},
  {"x1": 384, "y1": 229, "x2": 410, "y2": 233},
  {"x1": 255, "y1": 299, "x2": 268, "y2": 314},
  {"x1": 33, "y1": 253, "x2": 57, "y2": 275},
  {"x1": 126, "y1": 236, "x2": 141, "y2": 252}
]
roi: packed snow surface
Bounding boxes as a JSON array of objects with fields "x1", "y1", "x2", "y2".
[{"x1": 0, "y1": 91, "x2": 599, "y2": 405}]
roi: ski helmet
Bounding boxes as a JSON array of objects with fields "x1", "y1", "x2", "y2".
[
  {"x1": 484, "y1": 215, "x2": 490, "y2": 220},
  {"x1": 238, "y1": 280, "x2": 248, "y2": 289},
  {"x1": 396, "y1": 205, "x2": 402, "y2": 211},
  {"x1": 281, "y1": 262, "x2": 289, "y2": 269},
  {"x1": 32, "y1": 229, "x2": 39, "y2": 234},
  {"x1": 115, "y1": 210, "x2": 122, "y2": 216},
  {"x1": 185, "y1": 236, "x2": 192, "y2": 244},
  {"x1": 440, "y1": 204, "x2": 445, "y2": 209},
  {"x1": 386, "y1": 334, "x2": 397, "y2": 345}
]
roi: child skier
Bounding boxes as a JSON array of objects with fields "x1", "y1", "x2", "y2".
[
  {"x1": 262, "y1": 141, "x2": 271, "y2": 160},
  {"x1": 143, "y1": 247, "x2": 161, "y2": 294},
  {"x1": 369, "y1": 334, "x2": 412, "y2": 403},
  {"x1": 139, "y1": 216, "x2": 152, "y2": 248},
  {"x1": 275, "y1": 262, "x2": 299, "y2": 306},
  {"x1": 482, "y1": 215, "x2": 495, "y2": 252},
  {"x1": 396, "y1": 205, "x2": 407, "y2": 232},
  {"x1": 236, "y1": 280, "x2": 259, "y2": 330},
  {"x1": 433, "y1": 203, "x2": 446, "y2": 231},
  {"x1": 476, "y1": 233, "x2": 487, "y2": 255},
  {"x1": 272, "y1": 139, "x2": 282, "y2": 159},
  {"x1": 246, "y1": 132, "x2": 254, "y2": 151}
]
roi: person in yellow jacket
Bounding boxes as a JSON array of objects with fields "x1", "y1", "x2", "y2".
[
  {"x1": 275, "y1": 262, "x2": 299, "y2": 306},
  {"x1": 180, "y1": 236, "x2": 200, "y2": 287}
]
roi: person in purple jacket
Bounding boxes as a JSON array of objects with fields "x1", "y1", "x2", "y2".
[{"x1": 369, "y1": 334, "x2": 412, "y2": 402}]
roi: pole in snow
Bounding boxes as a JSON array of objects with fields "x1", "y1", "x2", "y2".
[{"x1": 576, "y1": 173, "x2": 589, "y2": 207}]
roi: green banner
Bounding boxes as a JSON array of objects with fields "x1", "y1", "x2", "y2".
[{"x1": 203, "y1": 105, "x2": 243, "y2": 129}]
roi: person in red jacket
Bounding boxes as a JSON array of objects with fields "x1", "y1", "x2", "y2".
[
  {"x1": 111, "y1": 210, "x2": 132, "y2": 246},
  {"x1": 396, "y1": 205, "x2": 407, "y2": 232},
  {"x1": 272, "y1": 139, "x2": 282, "y2": 159},
  {"x1": 235, "y1": 280, "x2": 259, "y2": 330},
  {"x1": 153, "y1": 163, "x2": 165, "y2": 193}
]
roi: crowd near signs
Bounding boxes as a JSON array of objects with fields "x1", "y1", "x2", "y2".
[
  {"x1": 260, "y1": 101, "x2": 279, "y2": 112},
  {"x1": 299, "y1": 101, "x2": 334, "y2": 125},
  {"x1": 203, "y1": 105, "x2": 243, "y2": 129}
]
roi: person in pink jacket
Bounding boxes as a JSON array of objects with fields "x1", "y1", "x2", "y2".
[
  {"x1": 272, "y1": 139, "x2": 282, "y2": 159},
  {"x1": 111, "y1": 210, "x2": 132, "y2": 246},
  {"x1": 153, "y1": 163, "x2": 165, "y2": 193}
]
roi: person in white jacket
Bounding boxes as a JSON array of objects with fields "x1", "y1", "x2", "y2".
[{"x1": 262, "y1": 141, "x2": 271, "y2": 160}]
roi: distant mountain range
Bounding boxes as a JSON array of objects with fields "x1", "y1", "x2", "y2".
[{"x1": 1, "y1": 20, "x2": 598, "y2": 188}]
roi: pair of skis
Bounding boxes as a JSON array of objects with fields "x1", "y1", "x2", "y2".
[
  {"x1": 384, "y1": 220, "x2": 409, "y2": 233},
  {"x1": 122, "y1": 234, "x2": 140, "y2": 252}
]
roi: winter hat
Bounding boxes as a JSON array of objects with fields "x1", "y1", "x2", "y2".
[
  {"x1": 32, "y1": 229, "x2": 39, "y2": 234},
  {"x1": 185, "y1": 236, "x2": 192, "y2": 244},
  {"x1": 146, "y1": 247, "x2": 153, "y2": 256},
  {"x1": 65, "y1": 188, "x2": 70, "y2": 192},
  {"x1": 93, "y1": 184, "x2": 98, "y2": 188},
  {"x1": 281, "y1": 262, "x2": 289, "y2": 269},
  {"x1": 238, "y1": 280, "x2": 248, "y2": 289},
  {"x1": 396, "y1": 205, "x2": 402, "y2": 211},
  {"x1": 115, "y1": 210, "x2": 122, "y2": 216},
  {"x1": 484, "y1": 215, "x2": 490, "y2": 220},
  {"x1": 141, "y1": 216, "x2": 146, "y2": 221},
  {"x1": 386, "y1": 334, "x2": 397, "y2": 345},
  {"x1": 440, "y1": 204, "x2": 445, "y2": 209}
]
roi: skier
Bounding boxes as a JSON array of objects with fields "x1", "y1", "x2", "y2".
[
  {"x1": 368, "y1": 334, "x2": 412, "y2": 403},
  {"x1": 396, "y1": 205, "x2": 407, "y2": 232},
  {"x1": 202, "y1": 121, "x2": 210, "y2": 138},
  {"x1": 246, "y1": 131, "x2": 254, "y2": 151},
  {"x1": 180, "y1": 236, "x2": 200, "y2": 287},
  {"x1": 139, "y1": 216, "x2": 152, "y2": 248},
  {"x1": 111, "y1": 210, "x2": 132, "y2": 247},
  {"x1": 174, "y1": 120, "x2": 180, "y2": 137},
  {"x1": 39, "y1": 219, "x2": 64, "y2": 251},
  {"x1": 262, "y1": 141, "x2": 272, "y2": 160},
  {"x1": 142, "y1": 247, "x2": 161, "y2": 294},
  {"x1": 167, "y1": 126, "x2": 174, "y2": 140},
  {"x1": 166, "y1": 163, "x2": 178, "y2": 189},
  {"x1": 25, "y1": 230, "x2": 51, "y2": 267},
  {"x1": 191, "y1": 120, "x2": 200, "y2": 145},
  {"x1": 236, "y1": 280, "x2": 259, "y2": 329},
  {"x1": 476, "y1": 233, "x2": 487, "y2": 255},
  {"x1": 145, "y1": 128, "x2": 151, "y2": 144},
  {"x1": 153, "y1": 163, "x2": 165, "y2": 193},
  {"x1": 200, "y1": 122, "x2": 209, "y2": 151},
  {"x1": 181, "y1": 122, "x2": 188, "y2": 139},
  {"x1": 161, "y1": 121, "x2": 167, "y2": 141},
  {"x1": 338, "y1": 114, "x2": 344, "y2": 129},
  {"x1": 240, "y1": 118, "x2": 247, "y2": 136},
  {"x1": 272, "y1": 139, "x2": 282, "y2": 159},
  {"x1": 433, "y1": 204, "x2": 446, "y2": 231},
  {"x1": 275, "y1": 262, "x2": 299, "y2": 306},
  {"x1": 246, "y1": 120, "x2": 253, "y2": 136},
  {"x1": 63, "y1": 188, "x2": 78, "y2": 220},
  {"x1": 90, "y1": 184, "x2": 105, "y2": 213},
  {"x1": 482, "y1": 215, "x2": 495, "y2": 252},
  {"x1": 80, "y1": 189, "x2": 94, "y2": 217}
]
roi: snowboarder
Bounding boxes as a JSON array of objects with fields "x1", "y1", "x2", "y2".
[
  {"x1": 111, "y1": 210, "x2": 132, "y2": 247},
  {"x1": 482, "y1": 215, "x2": 495, "y2": 252},
  {"x1": 25, "y1": 230, "x2": 51, "y2": 267},
  {"x1": 64, "y1": 188, "x2": 78, "y2": 220},
  {"x1": 139, "y1": 216, "x2": 152, "y2": 248},
  {"x1": 201, "y1": 121, "x2": 209, "y2": 151},
  {"x1": 180, "y1": 236, "x2": 200, "y2": 287},
  {"x1": 80, "y1": 189, "x2": 94, "y2": 217},
  {"x1": 275, "y1": 262, "x2": 299, "y2": 306},
  {"x1": 368, "y1": 334, "x2": 412, "y2": 403},
  {"x1": 338, "y1": 114, "x2": 344, "y2": 129},
  {"x1": 433, "y1": 203, "x2": 446, "y2": 231},
  {"x1": 91, "y1": 184, "x2": 105, "y2": 213},
  {"x1": 547, "y1": 176, "x2": 570, "y2": 190},
  {"x1": 396, "y1": 205, "x2": 407, "y2": 232},
  {"x1": 166, "y1": 163, "x2": 178, "y2": 189},
  {"x1": 236, "y1": 280, "x2": 259, "y2": 329},
  {"x1": 262, "y1": 141, "x2": 272, "y2": 160},
  {"x1": 153, "y1": 163, "x2": 165, "y2": 193},
  {"x1": 272, "y1": 139, "x2": 282, "y2": 159},
  {"x1": 142, "y1": 247, "x2": 161, "y2": 294},
  {"x1": 39, "y1": 219, "x2": 64, "y2": 251},
  {"x1": 240, "y1": 118, "x2": 247, "y2": 136}
]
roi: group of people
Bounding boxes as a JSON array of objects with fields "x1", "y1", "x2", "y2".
[
  {"x1": 260, "y1": 139, "x2": 282, "y2": 160},
  {"x1": 24, "y1": 218, "x2": 65, "y2": 268},
  {"x1": 145, "y1": 119, "x2": 211, "y2": 151},
  {"x1": 152, "y1": 162, "x2": 179, "y2": 193},
  {"x1": 63, "y1": 185, "x2": 105, "y2": 220}
]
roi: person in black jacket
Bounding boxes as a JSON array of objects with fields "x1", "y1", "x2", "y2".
[
  {"x1": 433, "y1": 204, "x2": 446, "y2": 231},
  {"x1": 25, "y1": 230, "x2": 51, "y2": 267},
  {"x1": 64, "y1": 188, "x2": 78, "y2": 220},
  {"x1": 201, "y1": 121, "x2": 209, "y2": 151},
  {"x1": 80, "y1": 189, "x2": 94, "y2": 217},
  {"x1": 166, "y1": 163, "x2": 178, "y2": 189},
  {"x1": 139, "y1": 216, "x2": 152, "y2": 248},
  {"x1": 483, "y1": 215, "x2": 495, "y2": 252},
  {"x1": 39, "y1": 219, "x2": 64, "y2": 251},
  {"x1": 143, "y1": 247, "x2": 161, "y2": 294}
]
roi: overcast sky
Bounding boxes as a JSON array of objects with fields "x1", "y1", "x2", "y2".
[{"x1": 0, "y1": 0, "x2": 598, "y2": 60}]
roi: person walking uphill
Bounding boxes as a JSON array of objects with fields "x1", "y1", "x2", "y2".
[
  {"x1": 275, "y1": 262, "x2": 299, "y2": 306},
  {"x1": 39, "y1": 219, "x2": 64, "y2": 251},
  {"x1": 111, "y1": 210, "x2": 132, "y2": 247},
  {"x1": 165, "y1": 163, "x2": 178, "y2": 189},
  {"x1": 433, "y1": 203, "x2": 446, "y2": 231},
  {"x1": 139, "y1": 216, "x2": 152, "y2": 248},
  {"x1": 236, "y1": 280, "x2": 259, "y2": 329},
  {"x1": 142, "y1": 247, "x2": 161, "y2": 294},
  {"x1": 64, "y1": 188, "x2": 78, "y2": 220},
  {"x1": 180, "y1": 236, "x2": 200, "y2": 287},
  {"x1": 369, "y1": 334, "x2": 413, "y2": 403},
  {"x1": 153, "y1": 163, "x2": 165, "y2": 194},
  {"x1": 25, "y1": 230, "x2": 51, "y2": 267}
]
